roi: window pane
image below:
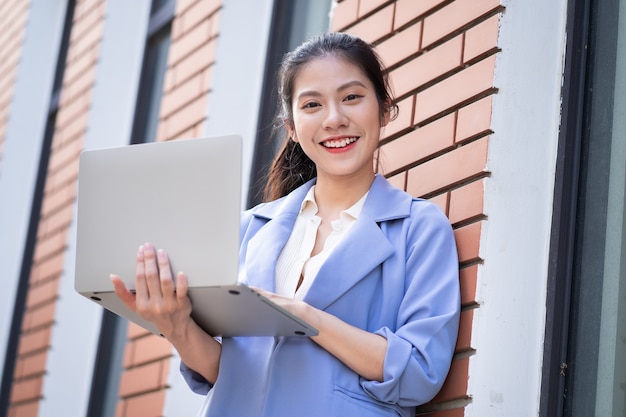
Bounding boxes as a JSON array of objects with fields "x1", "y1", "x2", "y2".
[
  {"x1": 566, "y1": 0, "x2": 626, "y2": 415},
  {"x1": 141, "y1": 30, "x2": 171, "y2": 143}
]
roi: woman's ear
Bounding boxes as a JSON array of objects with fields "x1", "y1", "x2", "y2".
[
  {"x1": 381, "y1": 99, "x2": 392, "y2": 127},
  {"x1": 284, "y1": 122, "x2": 297, "y2": 142}
]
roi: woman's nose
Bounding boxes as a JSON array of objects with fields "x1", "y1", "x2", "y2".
[{"x1": 323, "y1": 103, "x2": 348, "y2": 129}]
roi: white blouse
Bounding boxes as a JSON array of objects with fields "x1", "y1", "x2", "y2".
[{"x1": 275, "y1": 186, "x2": 368, "y2": 300}]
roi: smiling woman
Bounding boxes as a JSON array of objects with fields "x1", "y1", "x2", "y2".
[{"x1": 111, "y1": 32, "x2": 461, "y2": 417}]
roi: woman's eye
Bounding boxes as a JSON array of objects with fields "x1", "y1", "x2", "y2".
[
  {"x1": 345, "y1": 94, "x2": 363, "y2": 101},
  {"x1": 301, "y1": 102, "x2": 320, "y2": 109}
]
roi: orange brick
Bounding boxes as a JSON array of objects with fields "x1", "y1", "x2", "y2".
[
  {"x1": 414, "y1": 55, "x2": 496, "y2": 125},
  {"x1": 454, "y1": 221, "x2": 482, "y2": 264},
  {"x1": 345, "y1": 3, "x2": 395, "y2": 44},
  {"x1": 10, "y1": 376, "x2": 43, "y2": 403},
  {"x1": 330, "y1": 0, "x2": 359, "y2": 31},
  {"x1": 30, "y1": 255, "x2": 63, "y2": 284},
  {"x1": 128, "y1": 321, "x2": 151, "y2": 340},
  {"x1": 382, "y1": 95, "x2": 414, "y2": 140},
  {"x1": 128, "y1": 334, "x2": 172, "y2": 367},
  {"x1": 161, "y1": 94, "x2": 208, "y2": 139},
  {"x1": 456, "y1": 309, "x2": 473, "y2": 352},
  {"x1": 375, "y1": 21, "x2": 422, "y2": 69},
  {"x1": 208, "y1": 10, "x2": 221, "y2": 38},
  {"x1": 459, "y1": 264, "x2": 477, "y2": 306},
  {"x1": 175, "y1": 0, "x2": 200, "y2": 15},
  {"x1": 448, "y1": 179, "x2": 485, "y2": 224},
  {"x1": 455, "y1": 95, "x2": 493, "y2": 143},
  {"x1": 8, "y1": 401, "x2": 39, "y2": 417},
  {"x1": 423, "y1": 407, "x2": 466, "y2": 417},
  {"x1": 17, "y1": 327, "x2": 52, "y2": 356},
  {"x1": 406, "y1": 136, "x2": 489, "y2": 198},
  {"x1": 464, "y1": 14, "x2": 500, "y2": 62},
  {"x1": 123, "y1": 390, "x2": 166, "y2": 417},
  {"x1": 422, "y1": 0, "x2": 502, "y2": 48},
  {"x1": 394, "y1": 0, "x2": 445, "y2": 30},
  {"x1": 25, "y1": 279, "x2": 59, "y2": 309},
  {"x1": 21, "y1": 301, "x2": 56, "y2": 331},
  {"x1": 385, "y1": 170, "x2": 406, "y2": 191},
  {"x1": 177, "y1": 0, "x2": 220, "y2": 35},
  {"x1": 379, "y1": 112, "x2": 455, "y2": 175},
  {"x1": 359, "y1": 0, "x2": 393, "y2": 17},
  {"x1": 389, "y1": 34, "x2": 463, "y2": 98},
  {"x1": 40, "y1": 182, "x2": 77, "y2": 218},
  {"x1": 160, "y1": 71, "x2": 205, "y2": 118},
  {"x1": 170, "y1": 39, "x2": 217, "y2": 88},
  {"x1": 169, "y1": 19, "x2": 212, "y2": 66},
  {"x1": 119, "y1": 361, "x2": 168, "y2": 397},
  {"x1": 433, "y1": 356, "x2": 469, "y2": 402},
  {"x1": 14, "y1": 350, "x2": 48, "y2": 379},
  {"x1": 428, "y1": 192, "x2": 449, "y2": 215}
]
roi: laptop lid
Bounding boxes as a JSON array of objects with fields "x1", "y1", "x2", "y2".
[{"x1": 74, "y1": 135, "x2": 317, "y2": 337}]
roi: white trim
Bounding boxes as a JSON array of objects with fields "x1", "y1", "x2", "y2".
[
  {"x1": 0, "y1": 0, "x2": 68, "y2": 383},
  {"x1": 38, "y1": 1, "x2": 151, "y2": 416},
  {"x1": 466, "y1": 0, "x2": 568, "y2": 415}
]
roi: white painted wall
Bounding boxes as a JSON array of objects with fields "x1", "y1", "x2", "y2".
[
  {"x1": 38, "y1": 1, "x2": 151, "y2": 416},
  {"x1": 162, "y1": 1, "x2": 276, "y2": 415},
  {"x1": 467, "y1": 0, "x2": 568, "y2": 415},
  {"x1": 0, "y1": 0, "x2": 67, "y2": 385}
]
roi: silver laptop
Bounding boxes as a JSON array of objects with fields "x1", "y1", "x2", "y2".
[{"x1": 74, "y1": 135, "x2": 317, "y2": 337}]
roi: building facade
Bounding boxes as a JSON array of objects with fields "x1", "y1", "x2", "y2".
[{"x1": 0, "y1": 0, "x2": 624, "y2": 416}]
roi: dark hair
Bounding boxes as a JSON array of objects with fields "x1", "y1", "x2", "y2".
[{"x1": 263, "y1": 32, "x2": 398, "y2": 201}]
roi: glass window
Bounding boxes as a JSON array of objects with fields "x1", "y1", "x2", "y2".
[
  {"x1": 130, "y1": 0, "x2": 174, "y2": 144},
  {"x1": 562, "y1": 0, "x2": 626, "y2": 415}
]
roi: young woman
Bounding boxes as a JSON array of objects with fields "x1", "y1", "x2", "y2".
[{"x1": 112, "y1": 32, "x2": 460, "y2": 417}]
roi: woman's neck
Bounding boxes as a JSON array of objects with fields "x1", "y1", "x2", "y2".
[{"x1": 313, "y1": 172, "x2": 375, "y2": 213}]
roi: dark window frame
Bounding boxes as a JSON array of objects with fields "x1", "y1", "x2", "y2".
[
  {"x1": 540, "y1": 0, "x2": 591, "y2": 415},
  {"x1": 541, "y1": 0, "x2": 625, "y2": 415}
]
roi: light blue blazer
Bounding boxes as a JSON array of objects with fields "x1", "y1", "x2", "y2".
[{"x1": 181, "y1": 175, "x2": 461, "y2": 417}]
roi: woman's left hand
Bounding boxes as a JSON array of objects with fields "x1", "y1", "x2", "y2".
[{"x1": 251, "y1": 287, "x2": 387, "y2": 382}]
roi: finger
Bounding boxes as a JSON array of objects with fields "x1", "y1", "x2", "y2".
[
  {"x1": 143, "y1": 242, "x2": 163, "y2": 300},
  {"x1": 110, "y1": 274, "x2": 137, "y2": 311},
  {"x1": 157, "y1": 249, "x2": 175, "y2": 299},
  {"x1": 135, "y1": 245, "x2": 149, "y2": 304},
  {"x1": 175, "y1": 272, "x2": 189, "y2": 303}
]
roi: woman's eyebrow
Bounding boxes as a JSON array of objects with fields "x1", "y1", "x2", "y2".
[{"x1": 296, "y1": 80, "x2": 368, "y2": 101}]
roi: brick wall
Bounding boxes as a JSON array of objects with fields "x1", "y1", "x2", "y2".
[
  {"x1": 6, "y1": 1, "x2": 106, "y2": 416},
  {"x1": 0, "y1": 0, "x2": 29, "y2": 166},
  {"x1": 332, "y1": 0, "x2": 503, "y2": 414}
]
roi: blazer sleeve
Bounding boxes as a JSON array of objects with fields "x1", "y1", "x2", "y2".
[{"x1": 361, "y1": 201, "x2": 461, "y2": 407}]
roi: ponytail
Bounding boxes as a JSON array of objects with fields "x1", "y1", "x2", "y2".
[{"x1": 263, "y1": 138, "x2": 316, "y2": 201}]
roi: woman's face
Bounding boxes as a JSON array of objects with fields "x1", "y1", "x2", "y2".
[{"x1": 288, "y1": 54, "x2": 388, "y2": 184}]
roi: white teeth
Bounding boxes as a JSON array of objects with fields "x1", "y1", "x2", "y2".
[{"x1": 322, "y1": 137, "x2": 358, "y2": 148}]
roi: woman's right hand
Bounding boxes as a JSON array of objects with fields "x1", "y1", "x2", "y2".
[
  {"x1": 111, "y1": 242, "x2": 222, "y2": 384},
  {"x1": 110, "y1": 242, "x2": 194, "y2": 340}
]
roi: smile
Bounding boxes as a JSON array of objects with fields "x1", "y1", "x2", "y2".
[{"x1": 321, "y1": 137, "x2": 359, "y2": 148}]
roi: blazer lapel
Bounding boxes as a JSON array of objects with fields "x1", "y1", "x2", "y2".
[
  {"x1": 243, "y1": 180, "x2": 314, "y2": 291},
  {"x1": 303, "y1": 175, "x2": 414, "y2": 310},
  {"x1": 245, "y1": 213, "x2": 296, "y2": 291}
]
